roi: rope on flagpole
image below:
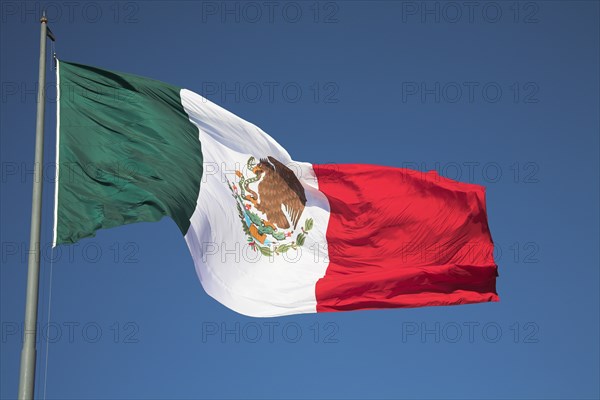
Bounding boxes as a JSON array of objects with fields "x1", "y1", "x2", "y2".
[
  {"x1": 35, "y1": 32, "x2": 58, "y2": 400},
  {"x1": 42, "y1": 37, "x2": 58, "y2": 398},
  {"x1": 42, "y1": 251, "x2": 54, "y2": 400}
]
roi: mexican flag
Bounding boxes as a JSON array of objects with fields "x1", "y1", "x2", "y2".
[{"x1": 54, "y1": 60, "x2": 499, "y2": 317}]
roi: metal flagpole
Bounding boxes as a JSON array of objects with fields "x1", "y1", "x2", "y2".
[{"x1": 18, "y1": 11, "x2": 55, "y2": 400}]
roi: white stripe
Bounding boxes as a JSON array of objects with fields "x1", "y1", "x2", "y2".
[
  {"x1": 52, "y1": 60, "x2": 60, "y2": 248},
  {"x1": 181, "y1": 89, "x2": 331, "y2": 317}
]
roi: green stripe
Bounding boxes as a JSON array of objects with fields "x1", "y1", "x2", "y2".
[{"x1": 56, "y1": 61, "x2": 202, "y2": 245}]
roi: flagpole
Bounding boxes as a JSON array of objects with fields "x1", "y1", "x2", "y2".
[{"x1": 18, "y1": 11, "x2": 53, "y2": 400}]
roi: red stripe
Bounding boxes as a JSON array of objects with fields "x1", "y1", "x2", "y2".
[{"x1": 314, "y1": 164, "x2": 498, "y2": 312}]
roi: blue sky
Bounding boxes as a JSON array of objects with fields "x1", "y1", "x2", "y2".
[{"x1": 1, "y1": 1, "x2": 599, "y2": 399}]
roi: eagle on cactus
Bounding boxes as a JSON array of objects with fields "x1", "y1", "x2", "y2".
[
  {"x1": 228, "y1": 156, "x2": 312, "y2": 256},
  {"x1": 246, "y1": 156, "x2": 306, "y2": 229}
]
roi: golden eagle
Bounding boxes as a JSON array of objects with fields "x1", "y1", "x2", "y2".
[{"x1": 246, "y1": 156, "x2": 307, "y2": 230}]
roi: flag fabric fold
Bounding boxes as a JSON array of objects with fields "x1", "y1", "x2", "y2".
[{"x1": 54, "y1": 60, "x2": 498, "y2": 317}]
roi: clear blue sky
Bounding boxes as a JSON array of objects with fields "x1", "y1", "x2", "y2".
[{"x1": 1, "y1": 1, "x2": 599, "y2": 399}]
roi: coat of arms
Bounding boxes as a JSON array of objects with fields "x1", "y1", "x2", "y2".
[{"x1": 227, "y1": 156, "x2": 314, "y2": 256}]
